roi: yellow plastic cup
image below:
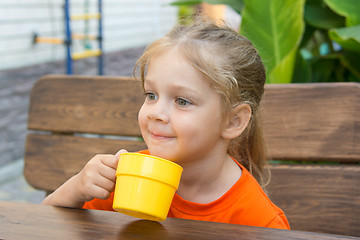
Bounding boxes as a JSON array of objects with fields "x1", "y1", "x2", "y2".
[{"x1": 113, "y1": 153, "x2": 183, "y2": 222}]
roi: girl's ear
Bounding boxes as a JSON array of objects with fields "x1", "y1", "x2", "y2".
[{"x1": 222, "y1": 104, "x2": 251, "y2": 140}]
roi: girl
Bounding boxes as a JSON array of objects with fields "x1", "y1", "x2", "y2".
[{"x1": 43, "y1": 19, "x2": 290, "y2": 230}]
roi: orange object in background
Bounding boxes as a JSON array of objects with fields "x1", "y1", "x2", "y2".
[
  {"x1": 200, "y1": 3, "x2": 240, "y2": 31},
  {"x1": 201, "y1": 3, "x2": 226, "y2": 24}
]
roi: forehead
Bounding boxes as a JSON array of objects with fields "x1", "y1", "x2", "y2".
[{"x1": 145, "y1": 48, "x2": 211, "y2": 90}]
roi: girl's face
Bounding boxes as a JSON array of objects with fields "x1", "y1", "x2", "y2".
[{"x1": 138, "y1": 47, "x2": 229, "y2": 164}]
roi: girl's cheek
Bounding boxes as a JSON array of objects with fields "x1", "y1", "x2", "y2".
[{"x1": 138, "y1": 106, "x2": 147, "y2": 129}]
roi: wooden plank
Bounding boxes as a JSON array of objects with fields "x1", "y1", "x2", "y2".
[
  {"x1": 268, "y1": 164, "x2": 360, "y2": 236},
  {"x1": 262, "y1": 82, "x2": 360, "y2": 162},
  {"x1": 28, "y1": 75, "x2": 144, "y2": 136},
  {"x1": 3, "y1": 201, "x2": 359, "y2": 240},
  {"x1": 24, "y1": 134, "x2": 147, "y2": 192}
]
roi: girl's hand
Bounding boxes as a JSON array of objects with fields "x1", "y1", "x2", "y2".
[
  {"x1": 42, "y1": 149, "x2": 127, "y2": 208},
  {"x1": 75, "y1": 149, "x2": 127, "y2": 202}
]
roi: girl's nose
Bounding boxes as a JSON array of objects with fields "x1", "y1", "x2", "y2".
[{"x1": 147, "y1": 100, "x2": 170, "y2": 123}]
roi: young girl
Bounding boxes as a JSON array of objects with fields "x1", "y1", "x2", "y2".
[{"x1": 43, "y1": 19, "x2": 290, "y2": 230}]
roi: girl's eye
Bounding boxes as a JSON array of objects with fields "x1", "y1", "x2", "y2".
[
  {"x1": 145, "y1": 92, "x2": 157, "y2": 101},
  {"x1": 175, "y1": 98, "x2": 191, "y2": 107}
]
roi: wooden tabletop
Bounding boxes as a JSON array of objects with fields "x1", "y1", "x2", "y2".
[{"x1": 1, "y1": 201, "x2": 358, "y2": 240}]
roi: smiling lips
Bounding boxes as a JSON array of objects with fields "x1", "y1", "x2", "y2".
[{"x1": 149, "y1": 131, "x2": 174, "y2": 140}]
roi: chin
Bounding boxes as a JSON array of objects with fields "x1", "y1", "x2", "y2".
[{"x1": 148, "y1": 148, "x2": 177, "y2": 162}]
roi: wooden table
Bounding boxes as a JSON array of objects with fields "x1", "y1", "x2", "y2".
[{"x1": 0, "y1": 201, "x2": 358, "y2": 240}]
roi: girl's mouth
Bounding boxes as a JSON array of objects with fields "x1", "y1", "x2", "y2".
[{"x1": 150, "y1": 131, "x2": 174, "y2": 140}]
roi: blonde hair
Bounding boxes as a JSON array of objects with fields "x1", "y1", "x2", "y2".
[{"x1": 134, "y1": 19, "x2": 269, "y2": 187}]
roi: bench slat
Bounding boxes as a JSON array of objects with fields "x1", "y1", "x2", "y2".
[
  {"x1": 262, "y1": 82, "x2": 360, "y2": 162},
  {"x1": 268, "y1": 164, "x2": 360, "y2": 236},
  {"x1": 28, "y1": 75, "x2": 143, "y2": 136},
  {"x1": 24, "y1": 134, "x2": 146, "y2": 192}
]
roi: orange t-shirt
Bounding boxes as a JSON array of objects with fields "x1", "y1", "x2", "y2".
[{"x1": 83, "y1": 150, "x2": 290, "y2": 230}]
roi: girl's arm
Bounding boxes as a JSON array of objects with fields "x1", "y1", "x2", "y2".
[{"x1": 42, "y1": 149, "x2": 127, "y2": 208}]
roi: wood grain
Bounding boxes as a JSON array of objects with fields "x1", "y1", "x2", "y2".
[
  {"x1": 262, "y1": 82, "x2": 360, "y2": 162},
  {"x1": 1, "y1": 201, "x2": 359, "y2": 240},
  {"x1": 28, "y1": 75, "x2": 143, "y2": 136},
  {"x1": 268, "y1": 164, "x2": 360, "y2": 236}
]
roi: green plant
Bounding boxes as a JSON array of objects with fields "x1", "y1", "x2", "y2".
[
  {"x1": 171, "y1": 0, "x2": 360, "y2": 83},
  {"x1": 177, "y1": 4, "x2": 198, "y2": 24}
]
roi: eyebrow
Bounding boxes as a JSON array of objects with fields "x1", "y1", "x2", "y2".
[
  {"x1": 143, "y1": 78, "x2": 153, "y2": 86},
  {"x1": 172, "y1": 85, "x2": 201, "y2": 96},
  {"x1": 144, "y1": 78, "x2": 201, "y2": 96}
]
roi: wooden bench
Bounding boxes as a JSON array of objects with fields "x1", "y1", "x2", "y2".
[{"x1": 24, "y1": 74, "x2": 360, "y2": 237}]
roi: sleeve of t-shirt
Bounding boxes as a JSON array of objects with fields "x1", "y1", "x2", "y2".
[
  {"x1": 82, "y1": 191, "x2": 115, "y2": 211},
  {"x1": 265, "y1": 213, "x2": 291, "y2": 230}
]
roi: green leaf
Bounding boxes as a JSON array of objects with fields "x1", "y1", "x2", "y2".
[
  {"x1": 347, "y1": 74, "x2": 360, "y2": 82},
  {"x1": 339, "y1": 51, "x2": 360, "y2": 79},
  {"x1": 270, "y1": 47, "x2": 298, "y2": 83},
  {"x1": 324, "y1": 0, "x2": 360, "y2": 26},
  {"x1": 300, "y1": 23, "x2": 316, "y2": 48},
  {"x1": 309, "y1": 56, "x2": 337, "y2": 82},
  {"x1": 304, "y1": 1, "x2": 345, "y2": 29},
  {"x1": 292, "y1": 50, "x2": 311, "y2": 83},
  {"x1": 329, "y1": 25, "x2": 360, "y2": 53},
  {"x1": 308, "y1": 53, "x2": 360, "y2": 82},
  {"x1": 240, "y1": 0, "x2": 305, "y2": 83}
]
